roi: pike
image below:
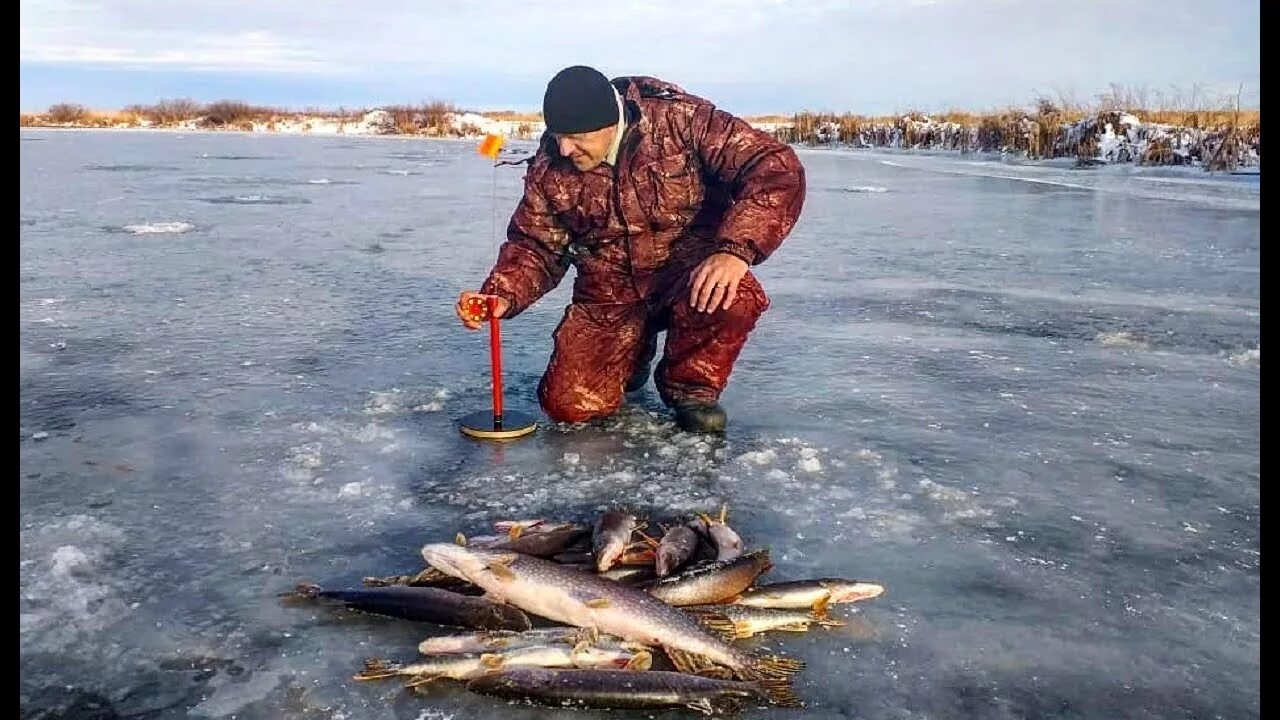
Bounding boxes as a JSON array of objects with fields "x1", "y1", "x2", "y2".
[
  {"x1": 280, "y1": 583, "x2": 531, "y2": 630},
  {"x1": 687, "y1": 604, "x2": 846, "y2": 639},
  {"x1": 733, "y1": 578, "x2": 885, "y2": 612},
  {"x1": 493, "y1": 519, "x2": 581, "y2": 538},
  {"x1": 419, "y1": 626, "x2": 648, "y2": 656},
  {"x1": 488, "y1": 525, "x2": 591, "y2": 557},
  {"x1": 466, "y1": 668, "x2": 776, "y2": 715},
  {"x1": 421, "y1": 543, "x2": 803, "y2": 706},
  {"x1": 355, "y1": 642, "x2": 651, "y2": 686},
  {"x1": 645, "y1": 549, "x2": 773, "y2": 606},
  {"x1": 361, "y1": 566, "x2": 475, "y2": 591},
  {"x1": 419, "y1": 627, "x2": 590, "y2": 655}
]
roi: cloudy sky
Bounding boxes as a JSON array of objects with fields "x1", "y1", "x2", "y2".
[{"x1": 20, "y1": 0, "x2": 1259, "y2": 115}]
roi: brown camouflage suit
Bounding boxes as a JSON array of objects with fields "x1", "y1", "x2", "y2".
[{"x1": 479, "y1": 76, "x2": 806, "y2": 423}]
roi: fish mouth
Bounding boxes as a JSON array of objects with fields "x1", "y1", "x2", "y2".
[
  {"x1": 596, "y1": 543, "x2": 624, "y2": 572},
  {"x1": 830, "y1": 582, "x2": 885, "y2": 603},
  {"x1": 655, "y1": 555, "x2": 673, "y2": 576},
  {"x1": 420, "y1": 543, "x2": 473, "y2": 580}
]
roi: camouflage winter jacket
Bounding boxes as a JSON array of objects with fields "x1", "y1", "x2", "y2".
[{"x1": 480, "y1": 75, "x2": 806, "y2": 316}]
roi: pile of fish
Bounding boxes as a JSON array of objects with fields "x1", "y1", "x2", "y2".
[{"x1": 283, "y1": 508, "x2": 885, "y2": 715}]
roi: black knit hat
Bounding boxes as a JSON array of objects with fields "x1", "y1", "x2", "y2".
[{"x1": 542, "y1": 65, "x2": 619, "y2": 134}]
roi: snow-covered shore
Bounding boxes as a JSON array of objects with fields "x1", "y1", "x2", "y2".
[
  {"x1": 21, "y1": 107, "x2": 1259, "y2": 170},
  {"x1": 782, "y1": 111, "x2": 1260, "y2": 170},
  {"x1": 22, "y1": 109, "x2": 542, "y2": 138}
]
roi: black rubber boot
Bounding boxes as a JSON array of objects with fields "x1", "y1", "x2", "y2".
[
  {"x1": 625, "y1": 330, "x2": 659, "y2": 393},
  {"x1": 673, "y1": 400, "x2": 727, "y2": 434}
]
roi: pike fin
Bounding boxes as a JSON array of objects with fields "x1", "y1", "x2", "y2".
[
  {"x1": 813, "y1": 593, "x2": 832, "y2": 617},
  {"x1": 573, "y1": 626, "x2": 600, "y2": 645},
  {"x1": 488, "y1": 562, "x2": 516, "y2": 582},
  {"x1": 665, "y1": 647, "x2": 733, "y2": 679},
  {"x1": 687, "y1": 608, "x2": 751, "y2": 640},
  {"x1": 664, "y1": 646, "x2": 699, "y2": 674},
  {"x1": 756, "y1": 678, "x2": 803, "y2": 707},
  {"x1": 486, "y1": 554, "x2": 519, "y2": 582},
  {"x1": 625, "y1": 650, "x2": 653, "y2": 671},
  {"x1": 749, "y1": 654, "x2": 805, "y2": 681},
  {"x1": 691, "y1": 610, "x2": 740, "y2": 644},
  {"x1": 812, "y1": 605, "x2": 846, "y2": 627},
  {"x1": 410, "y1": 567, "x2": 452, "y2": 585},
  {"x1": 701, "y1": 665, "x2": 735, "y2": 680},
  {"x1": 685, "y1": 699, "x2": 717, "y2": 716}
]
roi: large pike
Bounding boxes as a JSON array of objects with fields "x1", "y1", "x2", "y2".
[
  {"x1": 467, "y1": 668, "x2": 773, "y2": 715},
  {"x1": 281, "y1": 583, "x2": 531, "y2": 630},
  {"x1": 733, "y1": 578, "x2": 885, "y2": 611},
  {"x1": 645, "y1": 549, "x2": 773, "y2": 606},
  {"x1": 421, "y1": 543, "x2": 803, "y2": 705}
]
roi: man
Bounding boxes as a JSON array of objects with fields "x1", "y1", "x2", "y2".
[{"x1": 455, "y1": 65, "x2": 805, "y2": 433}]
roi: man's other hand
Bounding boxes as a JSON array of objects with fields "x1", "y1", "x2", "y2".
[{"x1": 689, "y1": 253, "x2": 749, "y2": 313}]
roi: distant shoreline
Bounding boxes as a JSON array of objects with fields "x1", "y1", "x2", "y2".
[
  {"x1": 18, "y1": 125, "x2": 510, "y2": 141},
  {"x1": 21, "y1": 102, "x2": 1260, "y2": 171}
]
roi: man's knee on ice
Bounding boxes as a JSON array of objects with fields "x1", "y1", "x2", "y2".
[
  {"x1": 674, "y1": 284, "x2": 768, "y2": 331},
  {"x1": 538, "y1": 384, "x2": 621, "y2": 424}
]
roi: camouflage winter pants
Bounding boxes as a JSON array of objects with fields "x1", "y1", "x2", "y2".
[{"x1": 537, "y1": 271, "x2": 769, "y2": 424}]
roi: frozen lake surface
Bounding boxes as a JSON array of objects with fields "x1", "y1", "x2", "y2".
[{"x1": 20, "y1": 129, "x2": 1259, "y2": 719}]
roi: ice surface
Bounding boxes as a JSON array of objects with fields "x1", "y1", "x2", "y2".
[{"x1": 20, "y1": 130, "x2": 1258, "y2": 719}]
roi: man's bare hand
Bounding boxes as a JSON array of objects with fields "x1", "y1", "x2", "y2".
[
  {"x1": 455, "y1": 291, "x2": 511, "y2": 330},
  {"x1": 689, "y1": 253, "x2": 749, "y2": 313}
]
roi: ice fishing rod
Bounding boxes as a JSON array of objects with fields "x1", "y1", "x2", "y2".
[{"x1": 457, "y1": 134, "x2": 537, "y2": 441}]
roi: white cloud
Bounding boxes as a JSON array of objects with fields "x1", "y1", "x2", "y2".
[
  {"x1": 21, "y1": 30, "x2": 332, "y2": 72},
  {"x1": 16, "y1": 0, "x2": 959, "y2": 75}
]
